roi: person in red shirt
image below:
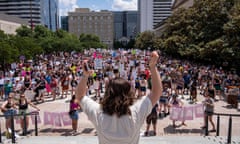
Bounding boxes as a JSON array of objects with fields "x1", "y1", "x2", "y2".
[{"x1": 145, "y1": 68, "x2": 150, "y2": 80}]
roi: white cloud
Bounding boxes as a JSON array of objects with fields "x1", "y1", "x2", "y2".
[
  {"x1": 112, "y1": 0, "x2": 137, "y2": 11},
  {"x1": 59, "y1": 0, "x2": 79, "y2": 16}
]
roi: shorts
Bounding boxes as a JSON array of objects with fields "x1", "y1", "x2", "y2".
[
  {"x1": 176, "y1": 85, "x2": 183, "y2": 90},
  {"x1": 146, "y1": 112, "x2": 158, "y2": 125},
  {"x1": 140, "y1": 87, "x2": 146, "y2": 92},
  {"x1": 205, "y1": 111, "x2": 214, "y2": 116},
  {"x1": 184, "y1": 83, "x2": 189, "y2": 89},
  {"x1": 38, "y1": 89, "x2": 45, "y2": 95},
  {"x1": 159, "y1": 96, "x2": 168, "y2": 104},
  {"x1": 69, "y1": 110, "x2": 79, "y2": 120},
  {"x1": 18, "y1": 109, "x2": 29, "y2": 119},
  {"x1": 4, "y1": 109, "x2": 17, "y2": 119},
  {"x1": 0, "y1": 84, "x2": 3, "y2": 90}
]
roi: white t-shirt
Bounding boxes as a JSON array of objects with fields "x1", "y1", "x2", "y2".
[{"x1": 80, "y1": 96, "x2": 152, "y2": 144}]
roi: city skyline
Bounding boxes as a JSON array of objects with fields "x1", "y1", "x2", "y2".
[{"x1": 59, "y1": 0, "x2": 138, "y2": 16}]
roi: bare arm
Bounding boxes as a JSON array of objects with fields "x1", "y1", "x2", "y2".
[
  {"x1": 28, "y1": 100, "x2": 40, "y2": 111},
  {"x1": 75, "y1": 61, "x2": 92, "y2": 101},
  {"x1": 148, "y1": 51, "x2": 163, "y2": 105}
]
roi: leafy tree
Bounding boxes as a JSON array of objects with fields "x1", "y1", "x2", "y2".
[
  {"x1": 135, "y1": 31, "x2": 155, "y2": 50},
  {"x1": 79, "y1": 33, "x2": 105, "y2": 49},
  {"x1": 16, "y1": 25, "x2": 32, "y2": 37},
  {"x1": 156, "y1": 0, "x2": 238, "y2": 68}
]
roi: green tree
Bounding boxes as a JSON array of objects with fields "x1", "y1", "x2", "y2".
[
  {"x1": 135, "y1": 31, "x2": 155, "y2": 50},
  {"x1": 79, "y1": 33, "x2": 105, "y2": 49},
  {"x1": 16, "y1": 25, "x2": 32, "y2": 37},
  {"x1": 157, "y1": 0, "x2": 238, "y2": 66}
]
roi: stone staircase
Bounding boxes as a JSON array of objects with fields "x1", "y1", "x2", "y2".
[{"x1": 2, "y1": 136, "x2": 240, "y2": 144}]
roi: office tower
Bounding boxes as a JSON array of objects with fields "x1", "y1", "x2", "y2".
[
  {"x1": 0, "y1": 0, "x2": 59, "y2": 31},
  {"x1": 113, "y1": 11, "x2": 139, "y2": 42},
  {"x1": 60, "y1": 16, "x2": 68, "y2": 31},
  {"x1": 41, "y1": 0, "x2": 59, "y2": 31},
  {"x1": 138, "y1": 0, "x2": 174, "y2": 32},
  {"x1": 68, "y1": 8, "x2": 114, "y2": 49}
]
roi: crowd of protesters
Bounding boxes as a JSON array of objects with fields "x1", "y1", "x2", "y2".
[{"x1": 0, "y1": 49, "x2": 239, "y2": 137}]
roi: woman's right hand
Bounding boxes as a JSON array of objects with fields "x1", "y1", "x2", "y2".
[
  {"x1": 82, "y1": 61, "x2": 93, "y2": 77},
  {"x1": 149, "y1": 51, "x2": 159, "y2": 69}
]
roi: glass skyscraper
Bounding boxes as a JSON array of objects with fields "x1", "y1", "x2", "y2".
[
  {"x1": 41, "y1": 0, "x2": 59, "y2": 31},
  {"x1": 0, "y1": 0, "x2": 59, "y2": 31},
  {"x1": 113, "y1": 11, "x2": 139, "y2": 41}
]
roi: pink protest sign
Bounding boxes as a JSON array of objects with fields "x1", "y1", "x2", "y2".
[
  {"x1": 52, "y1": 112, "x2": 62, "y2": 127},
  {"x1": 60, "y1": 112, "x2": 72, "y2": 126},
  {"x1": 178, "y1": 107, "x2": 185, "y2": 121},
  {"x1": 43, "y1": 112, "x2": 53, "y2": 125},
  {"x1": 194, "y1": 104, "x2": 204, "y2": 118},
  {"x1": 30, "y1": 113, "x2": 41, "y2": 124},
  {"x1": 170, "y1": 106, "x2": 182, "y2": 120},
  {"x1": 183, "y1": 106, "x2": 194, "y2": 120}
]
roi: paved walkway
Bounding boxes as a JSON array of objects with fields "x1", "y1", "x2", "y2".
[
  {"x1": 2, "y1": 136, "x2": 240, "y2": 144},
  {"x1": 0, "y1": 91, "x2": 240, "y2": 143}
]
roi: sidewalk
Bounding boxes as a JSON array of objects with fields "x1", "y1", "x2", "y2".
[{"x1": 0, "y1": 91, "x2": 239, "y2": 139}]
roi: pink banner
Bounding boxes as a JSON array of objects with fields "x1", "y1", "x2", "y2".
[
  {"x1": 52, "y1": 112, "x2": 62, "y2": 127},
  {"x1": 194, "y1": 104, "x2": 204, "y2": 118},
  {"x1": 43, "y1": 112, "x2": 53, "y2": 125},
  {"x1": 30, "y1": 113, "x2": 41, "y2": 124},
  {"x1": 60, "y1": 112, "x2": 72, "y2": 126},
  {"x1": 183, "y1": 106, "x2": 194, "y2": 120},
  {"x1": 170, "y1": 106, "x2": 197, "y2": 121},
  {"x1": 170, "y1": 106, "x2": 182, "y2": 120}
]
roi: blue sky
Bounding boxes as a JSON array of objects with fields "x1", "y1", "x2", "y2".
[{"x1": 59, "y1": 0, "x2": 138, "y2": 16}]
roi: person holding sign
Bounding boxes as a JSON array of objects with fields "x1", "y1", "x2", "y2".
[
  {"x1": 169, "y1": 93, "x2": 186, "y2": 128},
  {"x1": 201, "y1": 92, "x2": 216, "y2": 132},
  {"x1": 75, "y1": 51, "x2": 162, "y2": 144}
]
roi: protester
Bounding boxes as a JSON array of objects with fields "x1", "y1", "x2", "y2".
[
  {"x1": 201, "y1": 92, "x2": 216, "y2": 132},
  {"x1": 169, "y1": 93, "x2": 186, "y2": 127},
  {"x1": 75, "y1": 51, "x2": 162, "y2": 143},
  {"x1": 17, "y1": 93, "x2": 40, "y2": 134},
  {"x1": 69, "y1": 95, "x2": 81, "y2": 134},
  {"x1": 4, "y1": 79, "x2": 13, "y2": 100},
  {"x1": 0, "y1": 93, "x2": 17, "y2": 136}
]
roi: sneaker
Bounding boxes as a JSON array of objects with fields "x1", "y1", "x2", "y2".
[
  {"x1": 144, "y1": 131, "x2": 148, "y2": 136},
  {"x1": 201, "y1": 126, "x2": 206, "y2": 129},
  {"x1": 209, "y1": 129, "x2": 216, "y2": 132},
  {"x1": 153, "y1": 131, "x2": 157, "y2": 136}
]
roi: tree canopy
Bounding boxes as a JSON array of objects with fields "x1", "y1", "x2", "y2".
[
  {"x1": 153, "y1": 0, "x2": 240, "y2": 69},
  {"x1": 0, "y1": 25, "x2": 106, "y2": 70}
]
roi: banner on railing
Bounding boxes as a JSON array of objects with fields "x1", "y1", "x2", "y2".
[
  {"x1": 44, "y1": 112, "x2": 54, "y2": 125},
  {"x1": 60, "y1": 112, "x2": 72, "y2": 126},
  {"x1": 13, "y1": 111, "x2": 72, "y2": 127},
  {"x1": 170, "y1": 104, "x2": 204, "y2": 121},
  {"x1": 52, "y1": 112, "x2": 62, "y2": 127}
]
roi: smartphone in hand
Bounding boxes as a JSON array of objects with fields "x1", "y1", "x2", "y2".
[{"x1": 84, "y1": 63, "x2": 90, "y2": 71}]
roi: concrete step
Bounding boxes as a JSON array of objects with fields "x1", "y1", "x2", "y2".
[{"x1": 2, "y1": 136, "x2": 240, "y2": 144}]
